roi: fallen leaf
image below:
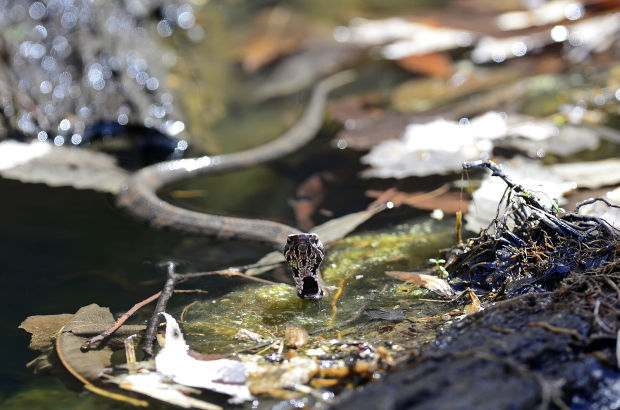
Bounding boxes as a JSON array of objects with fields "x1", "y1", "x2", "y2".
[
  {"x1": 236, "y1": 7, "x2": 306, "y2": 73},
  {"x1": 342, "y1": 17, "x2": 476, "y2": 59},
  {"x1": 330, "y1": 96, "x2": 412, "y2": 150},
  {"x1": 288, "y1": 173, "x2": 327, "y2": 230},
  {"x1": 20, "y1": 314, "x2": 74, "y2": 354},
  {"x1": 366, "y1": 185, "x2": 469, "y2": 214},
  {"x1": 464, "y1": 290, "x2": 482, "y2": 314},
  {"x1": 19, "y1": 313, "x2": 74, "y2": 374},
  {"x1": 396, "y1": 52, "x2": 454, "y2": 77},
  {"x1": 391, "y1": 68, "x2": 520, "y2": 114},
  {"x1": 56, "y1": 304, "x2": 145, "y2": 381},
  {"x1": 386, "y1": 271, "x2": 454, "y2": 296},
  {"x1": 577, "y1": 186, "x2": 620, "y2": 230},
  {"x1": 285, "y1": 325, "x2": 308, "y2": 348},
  {"x1": 549, "y1": 159, "x2": 620, "y2": 189}
]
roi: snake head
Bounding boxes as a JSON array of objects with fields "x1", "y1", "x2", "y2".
[{"x1": 284, "y1": 233, "x2": 324, "y2": 299}]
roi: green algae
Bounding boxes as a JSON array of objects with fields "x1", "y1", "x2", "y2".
[
  {"x1": 178, "y1": 217, "x2": 457, "y2": 354},
  {"x1": 321, "y1": 218, "x2": 455, "y2": 284}
]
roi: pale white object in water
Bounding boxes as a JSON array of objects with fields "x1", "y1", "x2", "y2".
[
  {"x1": 107, "y1": 372, "x2": 222, "y2": 410},
  {"x1": 155, "y1": 313, "x2": 254, "y2": 403},
  {"x1": 340, "y1": 17, "x2": 474, "y2": 59},
  {"x1": 0, "y1": 140, "x2": 50, "y2": 170},
  {"x1": 0, "y1": 140, "x2": 127, "y2": 192},
  {"x1": 362, "y1": 112, "x2": 508, "y2": 178},
  {"x1": 495, "y1": 0, "x2": 578, "y2": 31}
]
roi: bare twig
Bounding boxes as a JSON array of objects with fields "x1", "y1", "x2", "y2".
[
  {"x1": 179, "y1": 269, "x2": 278, "y2": 285},
  {"x1": 82, "y1": 291, "x2": 161, "y2": 351},
  {"x1": 529, "y1": 322, "x2": 583, "y2": 340},
  {"x1": 143, "y1": 262, "x2": 180, "y2": 357}
]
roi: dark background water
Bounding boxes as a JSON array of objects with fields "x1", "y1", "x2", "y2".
[{"x1": 0, "y1": 175, "x2": 272, "y2": 405}]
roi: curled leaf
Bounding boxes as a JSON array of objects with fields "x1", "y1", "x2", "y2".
[
  {"x1": 464, "y1": 290, "x2": 482, "y2": 315},
  {"x1": 386, "y1": 271, "x2": 454, "y2": 296}
]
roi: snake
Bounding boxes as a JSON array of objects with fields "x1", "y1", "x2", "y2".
[{"x1": 116, "y1": 71, "x2": 354, "y2": 298}]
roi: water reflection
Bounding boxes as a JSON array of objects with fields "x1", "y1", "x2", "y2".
[{"x1": 0, "y1": 0, "x2": 194, "y2": 156}]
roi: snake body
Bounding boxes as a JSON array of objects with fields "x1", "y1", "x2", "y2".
[
  {"x1": 117, "y1": 72, "x2": 353, "y2": 298},
  {"x1": 116, "y1": 71, "x2": 353, "y2": 251}
]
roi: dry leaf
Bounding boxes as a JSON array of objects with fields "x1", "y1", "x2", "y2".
[
  {"x1": 21, "y1": 304, "x2": 145, "y2": 381},
  {"x1": 285, "y1": 325, "x2": 308, "y2": 348},
  {"x1": 366, "y1": 186, "x2": 469, "y2": 214},
  {"x1": 57, "y1": 304, "x2": 144, "y2": 381},
  {"x1": 236, "y1": 8, "x2": 305, "y2": 73},
  {"x1": 464, "y1": 290, "x2": 481, "y2": 315},
  {"x1": 396, "y1": 52, "x2": 454, "y2": 77},
  {"x1": 19, "y1": 313, "x2": 74, "y2": 374},
  {"x1": 288, "y1": 173, "x2": 327, "y2": 230},
  {"x1": 0, "y1": 141, "x2": 128, "y2": 193},
  {"x1": 386, "y1": 271, "x2": 454, "y2": 296}
]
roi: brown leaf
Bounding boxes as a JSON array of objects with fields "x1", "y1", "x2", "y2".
[
  {"x1": 21, "y1": 304, "x2": 146, "y2": 382},
  {"x1": 20, "y1": 313, "x2": 74, "y2": 374},
  {"x1": 397, "y1": 52, "x2": 454, "y2": 78},
  {"x1": 386, "y1": 271, "x2": 454, "y2": 296},
  {"x1": 367, "y1": 185, "x2": 469, "y2": 214},
  {"x1": 236, "y1": 7, "x2": 306, "y2": 73},
  {"x1": 464, "y1": 290, "x2": 481, "y2": 315},
  {"x1": 329, "y1": 95, "x2": 413, "y2": 150},
  {"x1": 20, "y1": 314, "x2": 74, "y2": 353},
  {"x1": 288, "y1": 173, "x2": 327, "y2": 230},
  {"x1": 285, "y1": 325, "x2": 308, "y2": 348},
  {"x1": 57, "y1": 304, "x2": 119, "y2": 381}
]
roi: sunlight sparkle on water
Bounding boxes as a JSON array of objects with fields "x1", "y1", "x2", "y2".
[{"x1": 550, "y1": 25, "x2": 568, "y2": 42}]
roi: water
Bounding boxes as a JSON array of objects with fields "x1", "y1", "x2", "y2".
[{"x1": 3, "y1": 0, "x2": 617, "y2": 408}]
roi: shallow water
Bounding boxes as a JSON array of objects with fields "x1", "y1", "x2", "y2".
[{"x1": 3, "y1": 0, "x2": 618, "y2": 408}]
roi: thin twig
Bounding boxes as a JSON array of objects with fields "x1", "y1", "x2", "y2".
[
  {"x1": 82, "y1": 291, "x2": 161, "y2": 350},
  {"x1": 179, "y1": 269, "x2": 278, "y2": 285},
  {"x1": 82, "y1": 289, "x2": 209, "y2": 351},
  {"x1": 575, "y1": 197, "x2": 620, "y2": 213},
  {"x1": 143, "y1": 262, "x2": 180, "y2": 358},
  {"x1": 529, "y1": 322, "x2": 583, "y2": 340}
]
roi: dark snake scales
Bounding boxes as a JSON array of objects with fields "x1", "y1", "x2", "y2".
[{"x1": 116, "y1": 71, "x2": 354, "y2": 298}]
